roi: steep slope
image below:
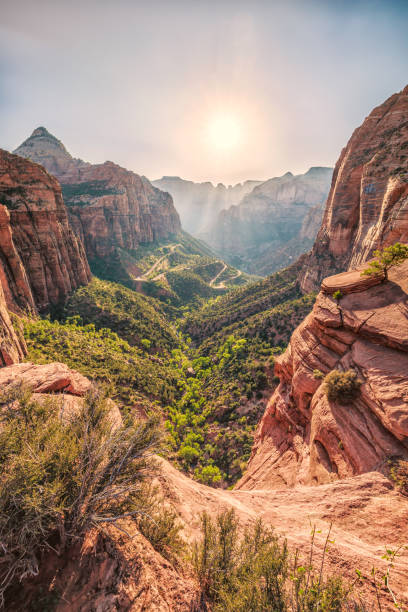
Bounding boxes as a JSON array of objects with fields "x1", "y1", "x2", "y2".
[
  {"x1": 14, "y1": 128, "x2": 182, "y2": 261},
  {"x1": 0, "y1": 282, "x2": 26, "y2": 366},
  {"x1": 205, "y1": 167, "x2": 332, "y2": 275},
  {"x1": 0, "y1": 149, "x2": 91, "y2": 313},
  {"x1": 238, "y1": 260, "x2": 408, "y2": 491},
  {"x1": 152, "y1": 175, "x2": 261, "y2": 234},
  {"x1": 301, "y1": 85, "x2": 408, "y2": 292}
]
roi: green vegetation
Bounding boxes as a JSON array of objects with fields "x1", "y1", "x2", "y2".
[
  {"x1": 61, "y1": 180, "x2": 120, "y2": 205},
  {"x1": 313, "y1": 369, "x2": 324, "y2": 380},
  {"x1": 23, "y1": 257, "x2": 315, "y2": 487},
  {"x1": 390, "y1": 458, "x2": 408, "y2": 496},
  {"x1": 333, "y1": 290, "x2": 342, "y2": 301},
  {"x1": 62, "y1": 277, "x2": 178, "y2": 351},
  {"x1": 89, "y1": 231, "x2": 255, "y2": 316},
  {"x1": 192, "y1": 509, "x2": 352, "y2": 611},
  {"x1": 165, "y1": 334, "x2": 280, "y2": 484},
  {"x1": 361, "y1": 242, "x2": 408, "y2": 281},
  {"x1": 324, "y1": 369, "x2": 362, "y2": 403},
  {"x1": 0, "y1": 385, "x2": 171, "y2": 605},
  {"x1": 182, "y1": 260, "x2": 305, "y2": 344},
  {"x1": 24, "y1": 317, "x2": 180, "y2": 406}
]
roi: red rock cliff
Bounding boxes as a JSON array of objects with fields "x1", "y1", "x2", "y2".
[
  {"x1": 238, "y1": 261, "x2": 408, "y2": 490},
  {"x1": 0, "y1": 149, "x2": 91, "y2": 312},
  {"x1": 14, "y1": 128, "x2": 182, "y2": 260},
  {"x1": 301, "y1": 85, "x2": 408, "y2": 292},
  {"x1": 63, "y1": 162, "x2": 181, "y2": 260}
]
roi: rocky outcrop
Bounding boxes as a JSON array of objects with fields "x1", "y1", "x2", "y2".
[
  {"x1": 0, "y1": 149, "x2": 91, "y2": 312},
  {"x1": 301, "y1": 85, "x2": 408, "y2": 292},
  {"x1": 205, "y1": 167, "x2": 332, "y2": 275},
  {"x1": 238, "y1": 260, "x2": 408, "y2": 490},
  {"x1": 14, "y1": 129, "x2": 182, "y2": 261},
  {"x1": 0, "y1": 362, "x2": 91, "y2": 395},
  {"x1": 63, "y1": 162, "x2": 181, "y2": 260},
  {"x1": 153, "y1": 175, "x2": 262, "y2": 235},
  {"x1": 0, "y1": 282, "x2": 26, "y2": 366}
]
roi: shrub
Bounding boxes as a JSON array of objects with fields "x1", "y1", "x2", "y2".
[
  {"x1": 313, "y1": 369, "x2": 324, "y2": 380},
  {"x1": 191, "y1": 510, "x2": 350, "y2": 611},
  {"x1": 390, "y1": 459, "x2": 408, "y2": 496},
  {"x1": 134, "y1": 483, "x2": 184, "y2": 561},
  {"x1": 0, "y1": 384, "x2": 162, "y2": 604},
  {"x1": 361, "y1": 242, "x2": 408, "y2": 281},
  {"x1": 333, "y1": 290, "x2": 342, "y2": 301},
  {"x1": 324, "y1": 369, "x2": 362, "y2": 403}
]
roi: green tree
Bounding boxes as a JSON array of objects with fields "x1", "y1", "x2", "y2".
[{"x1": 361, "y1": 242, "x2": 408, "y2": 281}]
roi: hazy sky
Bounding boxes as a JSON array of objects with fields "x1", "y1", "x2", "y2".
[{"x1": 1, "y1": 0, "x2": 408, "y2": 184}]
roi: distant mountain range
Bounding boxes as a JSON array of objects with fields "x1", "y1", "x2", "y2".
[
  {"x1": 152, "y1": 175, "x2": 261, "y2": 234},
  {"x1": 202, "y1": 166, "x2": 333, "y2": 276}
]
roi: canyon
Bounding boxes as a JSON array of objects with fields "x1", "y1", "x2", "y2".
[
  {"x1": 152, "y1": 175, "x2": 261, "y2": 235},
  {"x1": 0, "y1": 85, "x2": 407, "y2": 610},
  {"x1": 205, "y1": 166, "x2": 333, "y2": 276}
]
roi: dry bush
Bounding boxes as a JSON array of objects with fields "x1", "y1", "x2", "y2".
[{"x1": 0, "y1": 384, "x2": 165, "y2": 606}]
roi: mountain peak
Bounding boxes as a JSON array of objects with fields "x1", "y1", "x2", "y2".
[{"x1": 31, "y1": 126, "x2": 53, "y2": 138}]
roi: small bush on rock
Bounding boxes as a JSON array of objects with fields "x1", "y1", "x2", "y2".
[
  {"x1": 390, "y1": 459, "x2": 408, "y2": 496},
  {"x1": 324, "y1": 369, "x2": 362, "y2": 403}
]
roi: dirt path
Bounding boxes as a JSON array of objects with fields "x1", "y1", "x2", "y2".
[
  {"x1": 210, "y1": 264, "x2": 242, "y2": 289},
  {"x1": 134, "y1": 244, "x2": 180, "y2": 281},
  {"x1": 209, "y1": 262, "x2": 227, "y2": 288}
]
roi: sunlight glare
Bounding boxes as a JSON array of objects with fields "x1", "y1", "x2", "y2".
[{"x1": 207, "y1": 113, "x2": 242, "y2": 152}]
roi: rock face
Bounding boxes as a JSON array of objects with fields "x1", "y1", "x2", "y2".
[
  {"x1": 153, "y1": 175, "x2": 261, "y2": 235},
  {"x1": 0, "y1": 361, "x2": 91, "y2": 396},
  {"x1": 0, "y1": 282, "x2": 26, "y2": 366},
  {"x1": 238, "y1": 260, "x2": 408, "y2": 490},
  {"x1": 205, "y1": 167, "x2": 333, "y2": 276},
  {"x1": 0, "y1": 149, "x2": 91, "y2": 312},
  {"x1": 301, "y1": 85, "x2": 408, "y2": 292},
  {"x1": 14, "y1": 129, "x2": 182, "y2": 261}
]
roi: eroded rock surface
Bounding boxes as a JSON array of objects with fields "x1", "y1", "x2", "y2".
[
  {"x1": 239, "y1": 260, "x2": 408, "y2": 492},
  {"x1": 0, "y1": 282, "x2": 26, "y2": 366},
  {"x1": 301, "y1": 85, "x2": 408, "y2": 292},
  {"x1": 0, "y1": 149, "x2": 91, "y2": 312}
]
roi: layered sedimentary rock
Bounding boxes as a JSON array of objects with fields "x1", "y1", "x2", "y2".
[
  {"x1": 301, "y1": 85, "x2": 408, "y2": 292},
  {"x1": 238, "y1": 260, "x2": 408, "y2": 490},
  {"x1": 153, "y1": 175, "x2": 262, "y2": 235},
  {"x1": 0, "y1": 282, "x2": 26, "y2": 366},
  {"x1": 14, "y1": 128, "x2": 182, "y2": 260},
  {"x1": 0, "y1": 149, "x2": 91, "y2": 312},
  {"x1": 205, "y1": 167, "x2": 332, "y2": 275}
]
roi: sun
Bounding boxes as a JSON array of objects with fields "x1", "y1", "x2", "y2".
[{"x1": 207, "y1": 113, "x2": 242, "y2": 152}]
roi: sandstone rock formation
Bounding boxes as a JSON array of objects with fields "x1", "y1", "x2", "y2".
[
  {"x1": 14, "y1": 128, "x2": 182, "y2": 261},
  {"x1": 205, "y1": 167, "x2": 332, "y2": 276},
  {"x1": 153, "y1": 175, "x2": 261, "y2": 235},
  {"x1": 0, "y1": 282, "x2": 26, "y2": 366},
  {"x1": 238, "y1": 260, "x2": 408, "y2": 492},
  {"x1": 301, "y1": 85, "x2": 408, "y2": 292},
  {"x1": 0, "y1": 149, "x2": 91, "y2": 312},
  {"x1": 0, "y1": 361, "x2": 91, "y2": 396}
]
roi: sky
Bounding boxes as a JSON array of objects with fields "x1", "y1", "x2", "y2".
[{"x1": 1, "y1": 0, "x2": 408, "y2": 185}]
